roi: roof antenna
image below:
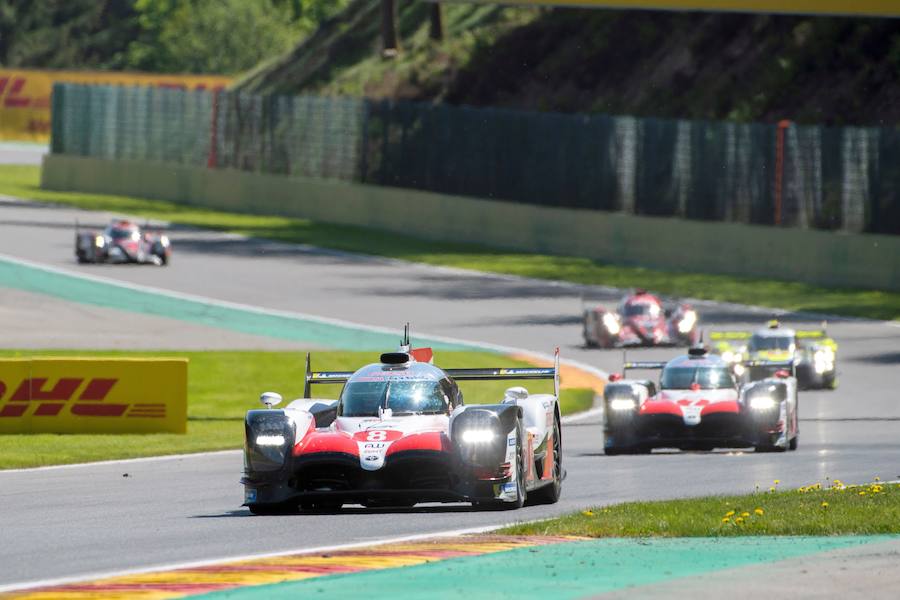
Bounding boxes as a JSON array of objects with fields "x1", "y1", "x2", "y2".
[{"x1": 399, "y1": 323, "x2": 410, "y2": 353}]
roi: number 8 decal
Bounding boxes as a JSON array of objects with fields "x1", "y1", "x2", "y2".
[{"x1": 367, "y1": 430, "x2": 387, "y2": 442}]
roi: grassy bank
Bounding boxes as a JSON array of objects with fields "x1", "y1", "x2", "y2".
[
  {"x1": 2, "y1": 165, "x2": 898, "y2": 321},
  {"x1": 503, "y1": 480, "x2": 900, "y2": 537},
  {"x1": 0, "y1": 349, "x2": 593, "y2": 469}
]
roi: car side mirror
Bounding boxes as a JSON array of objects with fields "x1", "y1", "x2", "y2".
[{"x1": 260, "y1": 392, "x2": 283, "y2": 408}]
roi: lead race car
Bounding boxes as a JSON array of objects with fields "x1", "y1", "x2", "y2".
[
  {"x1": 242, "y1": 330, "x2": 563, "y2": 514},
  {"x1": 710, "y1": 320, "x2": 837, "y2": 389},
  {"x1": 75, "y1": 219, "x2": 171, "y2": 266},
  {"x1": 602, "y1": 346, "x2": 798, "y2": 454},
  {"x1": 583, "y1": 290, "x2": 699, "y2": 348}
]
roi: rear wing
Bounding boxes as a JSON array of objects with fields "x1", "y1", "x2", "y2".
[
  {"x1": 796, "y1": 329, "x2": 837, "y2": 350},
  {"x1": 709, "y1": 331, "x2": 752, "y2": 341},
  {"x1": 742, "y1": 359, "x2": 796, "y2": 378},
  {"x1": 303, "y1": 349, "x2": 562, "y2": 398},
  {"x1": 303, "y1": 353, "x2": 353, "y2": 398},
  {"x1": 445, "y1": 348, "x2": 561, "y2": 398},
  {"x1": 623, "y1": 361, "x2": 666, "y2": 374}
]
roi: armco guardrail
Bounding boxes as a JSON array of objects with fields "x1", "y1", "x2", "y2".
[
  {"x1": 0, "y1": 357, "x2": 188, "y2": 434},
  {"x1": 42, "y1": 154, "x2": 900, "y2": 292},
  {"x1": 49, "y1": 83, "x2": 900, "y2": 235}
]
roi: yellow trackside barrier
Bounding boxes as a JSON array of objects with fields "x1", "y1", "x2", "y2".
[
  {"x1": 0, "y1": 69, "x2": 231, "y2": 142},
  {"x1": 440, "y1": 1, "x2": 900, "y2": 17},
  {"x1": 0, "y1": 358, "x2": 187, "y2": 434}
]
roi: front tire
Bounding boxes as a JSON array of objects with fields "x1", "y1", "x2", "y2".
[
  {"x1": 530, "y1": 415, "x2": 561, "y2": 504},
  {"x1": 507, "y1": 417, "x2": 527, "y2": 509}
]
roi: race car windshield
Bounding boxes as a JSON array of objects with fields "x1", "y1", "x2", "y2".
[
  {"x1": 339, "y1": 379, "x2": 448, "y2": 417},
  {"x1": 749, "y1": 335, "x2": 794, "y2": 352},
  {"x1": 623, "y1": 303, "x2": 660, "y2": 317},
  {"x1": 109, "y1": 228, "x2": 137, "y2": 240},
  {"x1": 660, "y1": 367, "x2": 735, "y2": 390}
]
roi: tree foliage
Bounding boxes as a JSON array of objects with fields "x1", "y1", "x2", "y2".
[{"x1": 0, "y1": 0, "x2": 351, "y2": 74}]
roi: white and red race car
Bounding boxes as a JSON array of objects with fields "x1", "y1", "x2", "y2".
[
  {"x1": 242, "y1": 331, "x2": 563, "y2": 514},
  {"x1": 602, "y1": 347, "x2": 798, "y2": 454},
  {"x1": 583, "y1": 290, "x2": 699, "y2": 348},
  {"x1": 75, "y1": 219, "x2": 171, "y2": 266}
]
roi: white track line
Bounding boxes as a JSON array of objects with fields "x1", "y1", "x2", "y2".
[
  {"x1": 0, "y1": 523, "x2": 518, "y2": 593},
  {"x1": 0, "y1": 449, "x2": 241, "y2": 475}
]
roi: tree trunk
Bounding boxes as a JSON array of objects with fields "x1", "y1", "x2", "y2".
[
  {"x1": 381, "y1": 0, "x2": 399, "y2": 56},
  {"x1": 429, "y1": 3, "x2": 443, "y2": 42}
]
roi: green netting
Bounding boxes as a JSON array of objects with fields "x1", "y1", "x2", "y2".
[{"x1": 50, "y1": 83, "x2": 900, "y2": 234}]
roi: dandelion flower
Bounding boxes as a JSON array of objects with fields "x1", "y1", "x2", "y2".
[
  {"x1": 874, "y1": 476, "x2": 880, "y2": 482},
  {"x1": 821, "y1": 501, "x2": 829, "y2": 508},
  {"x1": 769, "y1": 487, "x2": 776, "y2": 493},
  {"x1": 859, "y1": 491, "x2": 866, "y2": 496},
  {"x1": 741, "y1": 512, "x2": 750, "y2": 518},
  {"x1": 735, "y1": 517, "x2": 744, "y2": 524},
  {"x1": 582, "y1": 510, "x2": 594, "y2": 517},
  {"x1": 774, "y1": 480, "x2": 780, "y2": 485},
  {"x1": 721, "y1": 517, "x2": 730, "y2": 524},
  {"x1": 754, "y1": 508, "x2": 764, "y2": 516}
]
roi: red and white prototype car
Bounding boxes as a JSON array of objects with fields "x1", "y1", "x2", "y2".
[
  {"x1": 75, "y1": 219, "x2": 171, "y2": 266},
  {"x1": 242, "y1": 333, "x2": 563, "y2": 514},
  {"x1": 583, "y1": 290, "x2": 699, "y2": 348},
  {"x1": 602, "y1": 347, "x2": 798, "y2": 454}
]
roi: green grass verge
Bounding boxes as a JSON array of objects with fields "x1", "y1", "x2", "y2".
[
  {"x1": 502, "y1": 480, "x2": 900, "y2": 537},
  {"x1": 0, "y1": 349, "x2": 593, "y2": 469},
  {"x1": 2, "y1": 165, "x2": 897, "y2": 321}
]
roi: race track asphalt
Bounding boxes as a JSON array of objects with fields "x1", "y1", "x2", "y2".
[{"x1": 0, "y1": 200, "x2": 898, "y2": 588}]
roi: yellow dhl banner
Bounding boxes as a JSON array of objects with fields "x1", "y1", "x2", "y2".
[
  {"x1": 438, "y1": 0, "x2": 900, "y2": 17},
  {"x1": 0, "y1": 69, "x2": 231, "y2": 142},
  {"x1": 0, "y1": 358, "x2": 187, "y2": 434}
]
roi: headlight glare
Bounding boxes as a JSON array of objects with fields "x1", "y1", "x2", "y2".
[
  {"x1": 677, "y1": 311, "x2": 697, "y2": 334},
  {"x1": 255, "y1": 434, "x2": 286, "y2": 446},
  {"x1": 609, "y1": 398, "x2": 637, "y2": 411},
  {"x1": 602, "y1": 312, "x2": 621, "y2": 335},
  {"x1": 461, "y1": 429, "x2": 495, "y2": 444},
  {"x1": 749, "y1": 396, "x2": 777, "y2": 410}
]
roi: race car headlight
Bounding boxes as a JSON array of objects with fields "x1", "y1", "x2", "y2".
[
  {"x1": 245, "y1": 410, "x2": 295, "y2": 471},
  {"x1": 461, "y1": 429, "x2": 495, "y2": 444},
  {"x1": 609, "y1": 398, "x2": 637, "y2": 411},
  {"x1": 733, "y1": 363, "x2": 746, "y2": 377},
  {"x1": 94, "y1": 235, "x2": 104, "y2": 247},
  {"x1": 677, "y1": 311, "x2": 697, "y2": 334},
  {"x1": 749, "y1": 396, "x2": 777, "y2": 410},
  {"x1": 602, "y1": 313, "x2": 621, "y2": 335},
  {"x1": 255, "y1": 434, "x2": 286, "y2": 446}
]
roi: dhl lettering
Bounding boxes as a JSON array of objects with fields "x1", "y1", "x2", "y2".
[
  {"x1": 10, "y1": 378, "x2": 83, "y2": 402},
  {"x1": 0, "y1": 76, "x2": 30, "y2": 108},
  {"x1": 0, "y1": 377, "x2": 132, "y2": 419}
]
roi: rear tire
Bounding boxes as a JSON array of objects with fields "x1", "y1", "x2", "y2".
[{"x1": 789, "y1": 434, "x2": 798, "y2": 451}]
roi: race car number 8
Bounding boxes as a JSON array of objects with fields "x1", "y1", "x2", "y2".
[{"x1": 367, "y1": 431, "x2": 388, "y2": 441}]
